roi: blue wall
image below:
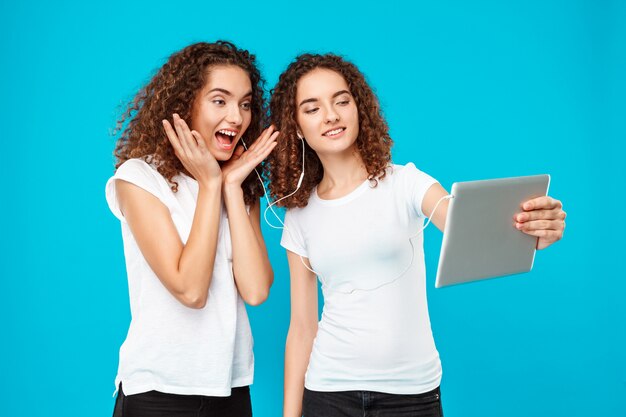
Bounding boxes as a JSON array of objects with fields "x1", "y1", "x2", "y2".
[{"x1": 1, "y1": 1, "x2": 624, "y2": 416}]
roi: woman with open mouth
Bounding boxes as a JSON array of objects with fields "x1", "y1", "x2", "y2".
[
  {"x1": 267, "y1": 53, "x2": 566, "y2": 417},
  {"x1": 106, "y1": 41, "x2": 277, "y2": 417}
]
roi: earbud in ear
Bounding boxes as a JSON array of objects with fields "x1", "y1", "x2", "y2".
[{"x1": 297, "y1": 131, "x2": 304, "y2": 140}]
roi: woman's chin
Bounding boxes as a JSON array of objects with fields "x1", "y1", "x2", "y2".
[
  {"x1": 315, "y1": 138, "x2": 358, "y2": 156},
  {"x1": 207, "y1": 145, "x2": 234, "y2": 162}
]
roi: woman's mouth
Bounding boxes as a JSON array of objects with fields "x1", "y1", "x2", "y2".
[
  {"x1": 215, "y1": 129, "x2": 238, "y2": 150},
  {"x1": 322, "y1": 127, "x2": 346, "y2": 138}
]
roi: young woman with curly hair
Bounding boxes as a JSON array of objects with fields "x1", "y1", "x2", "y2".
[
  {"x1": 268, "y1": 54, "x2": 567, "y2": 417},
  {"x1": 105, "y1": 41, "x2": 278, "y2": 417}
]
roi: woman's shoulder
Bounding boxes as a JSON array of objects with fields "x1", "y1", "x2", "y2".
[
  {"x1": 116, "y1": 157, "x2": 160, "y2": 177},
  {"x1": 109, "y1": 157, "x2": 173, "y2": 198},
  {"x1": 389, "y1": 161, "x2": 419, "y2": 172},
  {"x1": 380, "y1": 162, "x2": 415, "y2": 185},
  {"x1": 387, "y1": 161, "x2": 438, "y2": 192},
  {"x1": 115, "y1": 157, "x2": 175, "y2": 187},
  {"x1": 389, "y1": 161, "x2": 433, "y2": 179}
]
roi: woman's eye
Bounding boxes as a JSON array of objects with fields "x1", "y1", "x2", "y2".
[
  {"x1": 304, "y1": 108, "x2": 319, "y2": 114},
  {"x1": 337, "y1": 100, "x2": 350, "y2": 106},
  {"x1": 212, "y1": 99, "x2": 226, "y2": 106},
  {"x1": 241, "y1": 102, "x2": 251, "y2": 110}
]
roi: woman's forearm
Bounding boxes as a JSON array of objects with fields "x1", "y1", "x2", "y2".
[
  {"x1": 173, "y1": 180, "x2": 223, "y2": 307},
  {"x1": 284, "y1": 325, "x2": 317, "y2": 417},
  {"x1": 117, "y1": 179, "x2": 222, "y2": 309},
  {"x1": 223, "y1": 184, "x2": 273, "y2": 305}
]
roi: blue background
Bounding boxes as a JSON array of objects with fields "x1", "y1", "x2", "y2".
[{"x1": 1, "y1": 1, "x2": 624, "y2": 416}]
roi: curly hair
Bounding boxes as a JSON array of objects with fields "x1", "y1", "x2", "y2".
[
  {"x1": 268, "y1": 53, "x2": 392, "y2": 208},
  {"x1": 113, "y1": 41, "x2": 267, "y2": 205}
]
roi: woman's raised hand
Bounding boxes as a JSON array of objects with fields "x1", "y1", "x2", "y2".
[
  {"x1": 162, "y1": 114, "x2": 222, "y2": 186},
  {"x1": 221, "y1": 125, "x2": 279, "y2": 187}
]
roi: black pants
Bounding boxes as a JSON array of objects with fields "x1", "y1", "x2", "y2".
[
  {"x1": 303, "y1": 386, "x2": 443, "y2": 417},
  {"x1": 112, "y1": 384, "x2": 252, "y2": 417}
]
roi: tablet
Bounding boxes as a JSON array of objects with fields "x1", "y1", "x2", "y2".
[{"x1": 435, "y1": 174, "x2": 550, "y2": 288}]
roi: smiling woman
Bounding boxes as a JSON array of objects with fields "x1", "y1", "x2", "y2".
[
  {"x1": 106, "y1": 41, "x2": 278, "y2": 417},
  {"x1": 296, "y1": 70, "x2": 360, "y2": 159},
  {"x1": 268, "y1": 53, "x2": 566, "y2": 417}
]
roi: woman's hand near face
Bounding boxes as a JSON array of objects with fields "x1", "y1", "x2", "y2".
[
  {"x1": 162, "y1": 114, "x2": 222, "y2": 186},
  {"x1": 514, "y1": 196, "x2": 567, "y2": 250},
  {"x1": 221, "y1": 125, "x2": 279, "y2": 188},
  {"x1": 219, "y1": 126, "x2": 279, "y2": 306}
]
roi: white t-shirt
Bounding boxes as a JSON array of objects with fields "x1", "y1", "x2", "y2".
[
  {"x1": 105, "y1": 158, "x2": 253, "y2": 396},
  {"x1": 281, "y1": 163, "x2": 441, "y2": 394}
]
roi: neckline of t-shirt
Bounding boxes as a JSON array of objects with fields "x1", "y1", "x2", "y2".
[{"x1": 312, "y1": 178, "x2": 372, "y2": 206}]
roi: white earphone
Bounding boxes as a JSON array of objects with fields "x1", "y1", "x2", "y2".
[{"x1": 240, "y1": 132, "x2": 306, "y2": 229}]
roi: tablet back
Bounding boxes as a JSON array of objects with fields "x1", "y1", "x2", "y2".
[{"x1": 435, "y1": 174, "x2": 550, "y2": 288}]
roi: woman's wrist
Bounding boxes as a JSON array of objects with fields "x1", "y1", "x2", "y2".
[
  {"x1": 198, "y1": 176, "x2": 223, "y2": 192},
  {"x1": 222, "y1": 171, "x2": 245, "y2": 188},
  {"x1": 223, "y1": 182, "x2": 244, "y2": 200}
]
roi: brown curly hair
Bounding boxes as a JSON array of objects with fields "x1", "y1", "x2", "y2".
[
  {"x1": 268, "y1": 53, "x2": 392, "y2": 208},
  {"x1": 113, "y1": 41, "x2": 267, "y2": 205}
]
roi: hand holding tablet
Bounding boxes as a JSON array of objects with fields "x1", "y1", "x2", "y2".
[{"x1": 435, "y1": 174, "x2": 552, "y2": 288}]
